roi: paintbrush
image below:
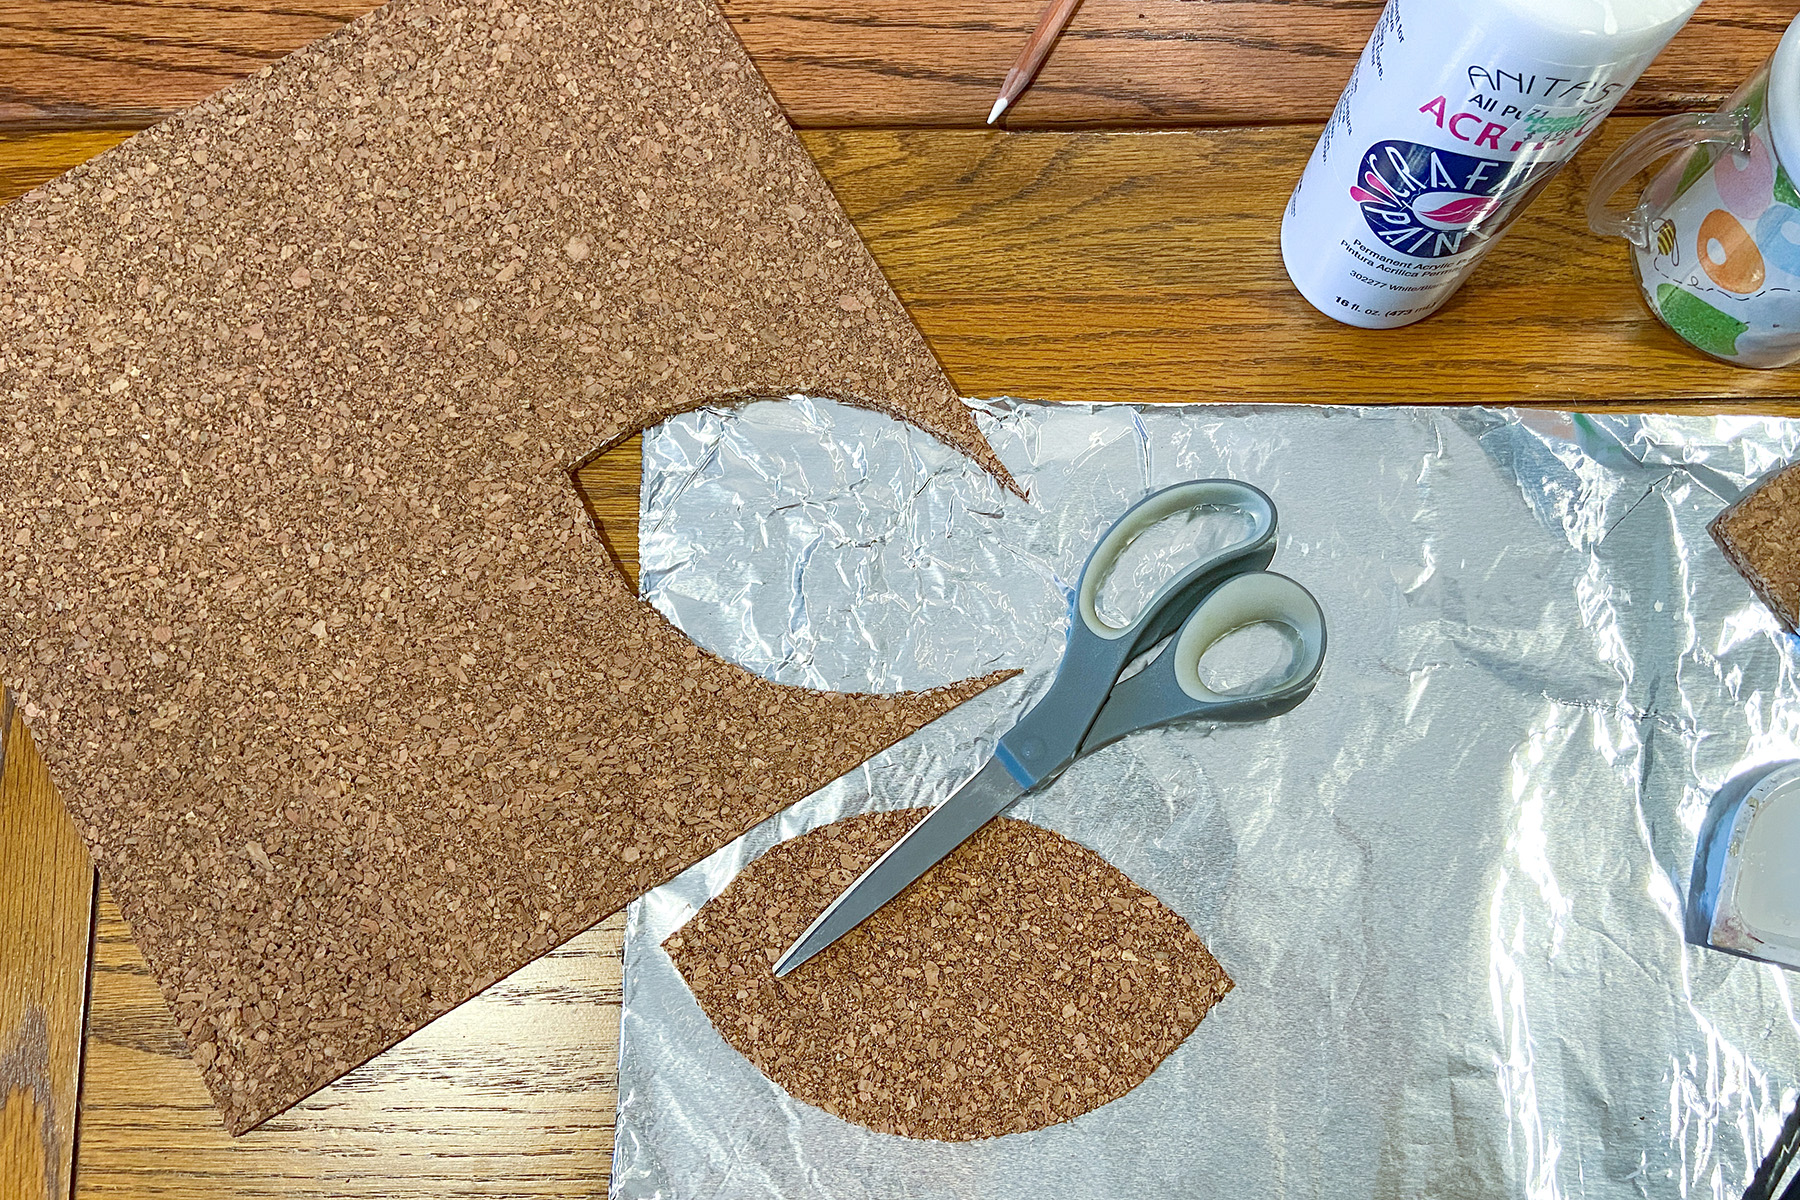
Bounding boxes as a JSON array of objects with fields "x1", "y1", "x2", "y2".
[{"x1": 987, "y1": 0, "x2": 1084, "y2": 125}]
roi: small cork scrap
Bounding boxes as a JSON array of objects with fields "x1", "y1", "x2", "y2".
[
  {"x1": 0, "y1": 0, "x2": 1015, "y2": 1134},
  {"x1": 1711, "y1": 461, "x2": 1800, "y2": 632},
  {"x1": 666, "y1": 809, "x2": 1233, "y2": 1142}
]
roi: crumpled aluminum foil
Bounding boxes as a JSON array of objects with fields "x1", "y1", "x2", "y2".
[{"x1": 611, "y1": 399, "x2": 1800, "y2": 1200}]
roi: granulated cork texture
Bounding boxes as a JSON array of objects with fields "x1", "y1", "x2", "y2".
[
  {"x1": 665, "y1": 809, "x2": 1234, "y2": 1142},
  {"x1": 0, "y1": 0, "x2": 1014, "y2": 1133},
  {"x1": 1711, "y1": 460, "x2": 1800, "y2": 633}
]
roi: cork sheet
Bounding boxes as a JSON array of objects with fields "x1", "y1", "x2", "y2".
[
  {"x1": 0, "y1": 0, "x2": 1014, "y2": 1133},
  {"x1": 666, "y1": 809, "x2": 1234, "y2": 1142},
  {"x1": 1710, "y1": 459, "x2": 1800, "y2": 633}
]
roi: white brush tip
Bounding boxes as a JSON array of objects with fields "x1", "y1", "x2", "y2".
[{"x1": 986, "y1": 96, "x2": 1010, "y2": 125}]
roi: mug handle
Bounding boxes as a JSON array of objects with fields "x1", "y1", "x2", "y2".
[{"x1": 1586, "y1": 110, "x2": 1755, "y2": 245}]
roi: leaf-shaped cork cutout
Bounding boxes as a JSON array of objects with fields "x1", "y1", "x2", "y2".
[
  {"x1": 0, "y1": 0, "x2": 1017, "y2": 1135},
  {"x1": 666, "y1": 810, "x2": 1233, "y2": 1141}
]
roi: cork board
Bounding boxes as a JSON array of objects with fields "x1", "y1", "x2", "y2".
[
  {"x1": 666, "y1": 809, "x2": 1234, "y2": 1141},
  {"x1": 0, "y1": 0, "x2": 1017, "y2": 1133},
  {"x1": 1711, "y1": 461, "x2": 1800, "y2": 634}
]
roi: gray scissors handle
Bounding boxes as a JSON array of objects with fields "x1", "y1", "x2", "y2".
[
  {"x1": 1079, "y1": 571, "x2": 1326, "y2": 754},
  {"x1": 994, "y1": 479, "x2": 1277, "y2": 791}
]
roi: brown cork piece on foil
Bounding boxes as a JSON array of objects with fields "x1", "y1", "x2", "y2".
[
  {"x1": 1711, "y1": 460, "x2": 1800, "y2": 633},
  {"x1": 0, "y1": 0, "x2": 1018, "y2": 1133},
  {"x1": 666, "y1": 809, "x2": 1234, "y2": 1142}
]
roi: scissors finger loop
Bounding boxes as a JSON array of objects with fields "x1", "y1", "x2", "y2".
[
  {"x1": 1079, "y1": 571, "x2": 1326, "y2": 754},
  {"x1": 1171, "y1": 571, "x2": 1326, "y2": 708},
  {"x1": 1076, "y1": 480, "x2": 1276, "y2": 644}
]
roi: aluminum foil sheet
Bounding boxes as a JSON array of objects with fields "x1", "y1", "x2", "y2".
[{"x1": 611, "y1": 399, "x2": 1800, "y2": 1200}]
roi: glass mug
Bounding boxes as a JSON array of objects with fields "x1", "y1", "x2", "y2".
[{"x1": 1587, "y1": 13, "x2": 1800, "y2": 368}]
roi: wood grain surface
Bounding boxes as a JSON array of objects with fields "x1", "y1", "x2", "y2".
[
  {"x1": 801, "y1": 123, "x2": 1800, "y2": 410},
  {"x1": 0, "y1": 699, "x2": 97, "y2": 1200},
  {"x1": 76, "y1": 895, "x2": 623, "y2": 1199},
  {"x1": 573, "y1": 438, "x2": 645, "y2": 580},
  {"x1": 0, "y1": 131, "x2": 136, "y2": 199},
  {"x1": 720, "y1": 0, "x2": 1788, "y2": 129},
  {"x1": 0, "y1": 0, "x2": 1786, "y2": 130}
]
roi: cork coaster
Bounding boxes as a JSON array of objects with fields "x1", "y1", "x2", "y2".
[
  {"x1": 0, "y1": 0, "x2": 1016, "y2": 1133},
  {"x1": 665, "y1": 809, "x2": 1234, "y2": 1141},
  {"x1": 1711, "y1": 461, "x2": 1800, "y2": 634}
]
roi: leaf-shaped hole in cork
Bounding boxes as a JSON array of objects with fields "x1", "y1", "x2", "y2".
[{"x1": 664, "y1": 809, "x2": 1233, "y2": 1142}]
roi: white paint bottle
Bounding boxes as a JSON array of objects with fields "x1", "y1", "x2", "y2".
[{"x1": 1281, "y1": 0, "x2": 1707, "y2": 328}]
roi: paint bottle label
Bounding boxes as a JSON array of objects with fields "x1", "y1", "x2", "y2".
[{"x1": 1282, "y1": 0, "x2": 1701, "y2": 328}]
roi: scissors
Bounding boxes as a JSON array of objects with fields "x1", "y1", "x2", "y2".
[{"x1": 773, "y1": 478, "x2": 1327, "y2": 977}]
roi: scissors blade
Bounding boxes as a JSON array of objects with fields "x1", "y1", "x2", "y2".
[{"x1": 771, "y1": 757, "x2": 1026, "y2": 977}]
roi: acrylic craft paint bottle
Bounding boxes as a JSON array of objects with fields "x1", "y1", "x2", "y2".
[{"x1": 1281, "y1": 0, "x2": 1706, "y2": 328}]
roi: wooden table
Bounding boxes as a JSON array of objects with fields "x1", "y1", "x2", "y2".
[{"x1": 3, "y1": 2, "x2": 1798, "y2": 1196}]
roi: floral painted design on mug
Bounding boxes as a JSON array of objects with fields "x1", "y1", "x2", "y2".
[
  {"x1": 1756, "y1": 203, "x2": 1800, "y2": 276},
  {"x1": 1655, "y1": 283, "x2": 1750, "y2": 358},
  {"x1": 1698, "y1": 208, "x2": 1768, "y2": 293},
  {"x1": 1715, "y1": 132, "x2": 1775, "y2": 219}
]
